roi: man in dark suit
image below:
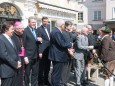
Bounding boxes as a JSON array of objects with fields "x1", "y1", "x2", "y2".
[
  {"x1": 37, "y1": 17, "x2": 51, "y2": 86},
  {"x1": 86, "y1": 25, "x2": 97, "y2": 47},
  {"x1": 0, "y1": 21, "x2": 21, "y2": 86},
  {"x1": 61, "y1": 21, "x2": 74, "y2": 86},
  {"x1": 49, "y1": 19, "x2": 73, "y2": 86},
  {"x1": 11, "y1": 22, "x2": 24, "y2": 86},
  {"x1": 23, "y1": 16, "x2": 42, "y2": 86},
  {"x1": 99, "y1": 26, "x2": 115, "y2": 86},
  {"x1": 86, "y1": 25, "x2": 97, "y2": 81}
]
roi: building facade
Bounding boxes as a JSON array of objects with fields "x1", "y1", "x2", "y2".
[
  {"x1": 0, "y1": 0, "x2": 38, "y2": 29},
  {"x1": 105, "y1": 0, "x2": 115, "y2": 31},
  {"x1": 76, "y1": 0, "x2": 105, "y2": 30},
  {"x1": 0, "y1": 0, "x2": 78, "y2": 30},
  {"x1": 76, "y1": 0, "x2": 115, "y2": 31},
  {"x1": 36, "y1": 0, "x2": 78, "y2": 29}
]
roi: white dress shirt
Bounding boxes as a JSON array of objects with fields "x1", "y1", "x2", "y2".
[{"x1": 3, "y1": 34, "x2": 14, "y2": 47}]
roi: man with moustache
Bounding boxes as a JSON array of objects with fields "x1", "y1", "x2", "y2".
[
  {"x1": 0, "y1": 21, "x2": 21, "y2": 86},
  {"x1": 99, "y1": 26, "x2": 115, "y2": 86},
  {"x1": 37, "y1": 17, "x2": 51, "y2": 86},
  {"x1": 23, "y1": 16, "x2": 42, "y2": 86}
]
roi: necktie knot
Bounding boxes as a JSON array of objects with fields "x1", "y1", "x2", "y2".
[
  {"x1": 31, "y1": 28, "x2": 37, "y2": 40},
  {"x1": 32, "y1": 28, "x2": 34, "y2": 31},
  {"x1": 8, "y1": 38, "x2": 14, "y2": 47}
]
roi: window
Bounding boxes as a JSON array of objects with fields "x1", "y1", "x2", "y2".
[
  {"x1": 93, "y1": 0, "x2": 103, "y2": 1},
  {"x1": 112, "y1": 7, "x2": 115, "y2": 19},
  {"x1": 94, "y1": 11, "x2": 102, "y2": 20},
  {"x1": 77, "y1": 0, "x2": 85, "y2": 2},
  {"x1": 78, "y1": 12, "x2": 83, "y2": 22}
]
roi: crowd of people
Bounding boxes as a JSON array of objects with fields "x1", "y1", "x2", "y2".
[{"x1": 0, "y1": 16, "x2": 115, "y2": 86}]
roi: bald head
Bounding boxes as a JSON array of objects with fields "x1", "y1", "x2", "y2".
[
  {"x1": 55, "y1": 19, "x2": 65, "y2": 27},
  {"x1": 76, "y1": 28, "x2": 81, "y2": 35},
  {"x1": 81, "y1": 27, "x2": 89, "y2": 35},
  {"x1": 86, "y1": 25, "x2": 93, "y2": 33},
  {"x1": 72, "y1": 26, "x2": 76, "y2": 31},
  {"x1": 55, "y1": 19, "x2": 65, "y2": 31},
  {"x1": 86, "y1": 25, "x2": 92, "y2": 29}
]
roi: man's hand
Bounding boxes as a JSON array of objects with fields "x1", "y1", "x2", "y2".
[
  {"x1": 37, "y1": 37, "x2": 42, "y2": 43},
  {"x1": 68, "y1": 48, "x2": 74, "y2": 57},
  {"x1": 92, "y1": 49, "x2": 96, "y2": 54},
  {"x1": 39, "y1": 53, "x2": 42, "y2": 59},
  {"x1": 17, "y1": 61, "x2": 21, "y2": 69},
  {"x1": 88, "y1": 46, "x2": 94, "y2": 50},
  {"x1": 24, "y1": 57, "x2": 29, "y2": 65}
]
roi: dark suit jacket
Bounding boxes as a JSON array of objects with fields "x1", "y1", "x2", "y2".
[
  {"x1": 23, "y1": 26, "x2": 38, "y2": 60},
  {"x1": 62, "y1": 30, "x2": 73, "y2": 43},
  {"x1": 49, "y1": 27, "x2": 72, "y2": 62},
  {"x1": 87, "y1": 33, "x2": 97, "y2": 47},
  {"x1": 99, "y1": 35, "x2": 115, "y2": 62},
  {"x1": 37, "y1": 25, "x2": 50, "y2": 54},
  {"x1": 62, "y1": 30, "x2": 75, "y2": 59},
  {"x1": 63, "y1": 30, "x2": 76, "y2": 43},
  {"x1": 11, "y1": 33, "x2": 22, "y2": 53},
  {"x1": 0, "y1": 34, "x2": 19, "y2": 78}
]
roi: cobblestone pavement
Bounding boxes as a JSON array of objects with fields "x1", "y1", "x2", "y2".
[
  {"x1": 0, "y1": 68, "x2": 114, "y2": 86},
  {"x1": 67, "y1": 72, "x2": 115, "y2": 86}
]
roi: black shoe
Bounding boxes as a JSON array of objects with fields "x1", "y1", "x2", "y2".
[
  {"x1": 76, "y1": 84, "x2": 82, "y2": 86},
  {"x1": 81, "y1": 80, "x2": 89, "y2": 85},
  {"x1": 38, "y1": 79, "x2": 44, "y2": 86},
  {"x1": 38, "y1": 83, "x2": 44, "y2": 86},
  {"x1": 44, "y1": 81, "x2": 51, "y2": 86}
]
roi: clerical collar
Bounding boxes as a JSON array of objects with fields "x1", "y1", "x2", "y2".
[{"x1": 14, "y1": 32, "x2": 22, "y2": 38}]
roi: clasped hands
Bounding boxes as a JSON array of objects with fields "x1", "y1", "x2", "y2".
[
  {"x1": 68, "y1": 48, "x2": 74, "y2": 57},
  {"x1": 37, "y1": 37, "x2": 42, "y2": 43}
]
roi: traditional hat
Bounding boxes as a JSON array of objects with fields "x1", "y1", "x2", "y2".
[{"x1": 101, "y1": 26, "x2": 111, "y2": 33}]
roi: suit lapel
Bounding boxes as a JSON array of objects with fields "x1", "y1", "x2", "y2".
[
  {"x1": 56, "y1": 27, "x2": 66, "y2": 41},
  {"x1": 1, "y1": 35, "x2": 17, "y2": 53},
  {"x1": 27, "y1": 26, "x2": 37, "y2": 41},
  {"x1": 11, "y1": 38, "x2": 18, "y2": 52},
  {"x1": 42, "y1": 26, "x2": 50, "y2": 40}
]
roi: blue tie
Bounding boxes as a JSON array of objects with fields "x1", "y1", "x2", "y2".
[{"x1": 32, "y1": 29, "x2": 36, "y2": 40}]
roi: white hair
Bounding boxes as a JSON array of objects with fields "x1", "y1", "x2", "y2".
[
  {"x1": 55, "y1": 19, "x2": 65, "y2": 27},
  {"x1": 81, "y1": 27, "x2": 88, "y2": 33},
  {"x1": 76, "y1": 28, "x2": 81, "y2": 33},
  {"x1": 85, "y1": 25, "x2": 92, "y2": 29}
]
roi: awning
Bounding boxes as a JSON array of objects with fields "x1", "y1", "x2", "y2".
[
  {"x1": 104, "y1": 19, "x2": 115, "y2": 24},
  {"x1": 77, "y1": 24, "x2": 104, "y2": 30},
  {"x1": 39, "y1": 3, "x2": 77, "y2": 14},
  {"x1": 91, "y1": 24, "x2": 104, "y2": 30}
]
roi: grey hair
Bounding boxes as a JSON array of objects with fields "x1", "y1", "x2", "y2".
[
  {"x1": 28, "y1": 16, "x2": 36, "y2": 23},
  {"x1": 76, "y1": 28, "x2": 81, "y2": 33},
  {"x1": 81, "y1": 27, "x2": 88, "y2": 32},
  {"x1": 85, "y1": 24, "x2": 92, "y2": 29},
  {"x1": 55, "y1": 19, "x2": 65, "y2": 27}
]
